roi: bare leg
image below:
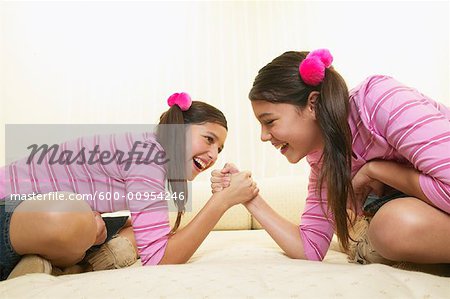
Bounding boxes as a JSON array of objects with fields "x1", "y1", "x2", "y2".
[
  {"x1": 9, "y1": 196, "x2": 97, "y2": 268},
  {"x1": 368, "y1": 197, "x2": 450, "y2": 263}
]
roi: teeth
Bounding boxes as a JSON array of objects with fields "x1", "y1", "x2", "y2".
[
  {"x1": 194, "y1": 157, "x2": 206, "y2": 170},
  {"x1": 275, "y1": 143, "x2": 288, "y2": 150}
]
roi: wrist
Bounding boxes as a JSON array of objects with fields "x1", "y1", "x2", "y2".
[
  {"x1": 364, "y1": 161, "x2": 377, "y2": 178},
  {"x1": 365, "y1": 160, "x2": 386, "y2": 181},
  {"x1": 210, "y1": 192, "x2": 233, "y2": 212},
  {"x1": 243, "y1": 194, "x2": 263, "y2": 211}
]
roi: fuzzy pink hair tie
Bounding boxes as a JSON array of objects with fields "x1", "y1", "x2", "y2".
[
  {"x1": 299, "y1": 49, "x2": 333, "y2": 86},
  {"x1": 167, "y1": 92, "x2": 192, "y2": 111}
]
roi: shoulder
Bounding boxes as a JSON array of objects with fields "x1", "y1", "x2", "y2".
[
  {"x1": 111, "y1": 132, "x2": 164, "y2": 152},
  {"x1": 349, "y1": 75, "x2": 414, "y2": 115},
  {"x1": 115, "y1": 132, "x2": 168, "y2": 175},
  {"x1": 349, "y1": 75, "x2": 403, "y2": 100},
  {"x1": 142, "y1": 132, "x2": 165, "y2": 152}
]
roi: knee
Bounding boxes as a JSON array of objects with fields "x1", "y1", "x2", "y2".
[
  {"x1": 368, "y1": 199, "x2": 426, "y2": 261},
  {"x1": 46, "y1": 210, "x2": 97, "y2": 256}
]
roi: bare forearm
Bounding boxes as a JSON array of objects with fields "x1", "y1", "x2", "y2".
[
  {"x1": 244, "y1": 195, "x2": 306, "y2": 259},
  {"x1": 159, "y1": 194, "x2": 229, "y2": 264},
  {"x1": 367, "y1": 160, "x2": 431, "y2": 205}
]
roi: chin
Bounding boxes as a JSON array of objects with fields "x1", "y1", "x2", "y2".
[
  {"x1": 286, "y1": 154, "x2": 302, "y2": 164},
  {"x1": 187, "y1": 173, "x2": 196, "y2": 181},
  {"x1": 188, "y1": 167, "x2": 202, "y2": 181}
]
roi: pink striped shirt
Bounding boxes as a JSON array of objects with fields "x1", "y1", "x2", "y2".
[
  {"x1": 300, "y1": 75, "x2": 450, "y2": 261},
  {"x1": 0, "y1": 132, "x2": 170, "y2": 265}
]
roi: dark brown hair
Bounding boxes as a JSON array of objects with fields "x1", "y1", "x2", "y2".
[
  {"x1": 249, "y1": 51, "x2": 356, "y2": 251},
  {"x1": 157, "y1": 101, "x2": 227, "y2": 233}
]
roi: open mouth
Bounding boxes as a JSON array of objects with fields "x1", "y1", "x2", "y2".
[
  {"x1": 193, "y1": 157, "x2": 207, "y2": 172},
  {"x1": 275, "y1": 142, "x2": 289, "y2": 154}
]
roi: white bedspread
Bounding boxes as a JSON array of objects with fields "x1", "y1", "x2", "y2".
[{"x1": 1, "y1": 230, "x2": 449, "y2": 299}]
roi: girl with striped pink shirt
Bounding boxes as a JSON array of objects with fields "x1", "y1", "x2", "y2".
[
  {"x1": 212, "y1": 50, "x2": 450, "y2": 272},
  {"x1": 1, "y1": 93, "x2": 259, "y2": 280}
]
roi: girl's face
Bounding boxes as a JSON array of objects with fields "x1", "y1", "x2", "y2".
[
  {"x1": 187, "y1": 122, "x2": 227, "y2": 181},
  {"x1": 251, "y1": 98, "x2": 324, "y2": 163}
]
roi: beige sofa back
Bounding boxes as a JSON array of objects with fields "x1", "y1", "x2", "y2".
[{"x1": 169, "y1": 176, "x2": 308, "y2": 230}]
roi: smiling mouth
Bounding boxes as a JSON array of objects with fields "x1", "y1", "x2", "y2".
[
  {"x1": 193, "y1": 157, "x2": 207, "y2": 171},
  {"x1": 275, "y1": 142, "x2": 289, "y2": 153}
]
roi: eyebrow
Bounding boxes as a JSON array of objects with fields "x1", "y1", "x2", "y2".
[
  {"x1": 257, "y1": 112, "x2": 273, "y2": 119},
  {"x1": 207, "y1": 131, "x2": 224, "y2": 151}
]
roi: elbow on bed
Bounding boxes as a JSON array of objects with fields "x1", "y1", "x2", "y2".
[
  {"x1": 286, "y1": 250, "x2": 324, "y2": 261},
  {"x1": 158, "y1": 254, "x2": 190, "y2": 265},
  {"x1": 285, "y1": 250, "x2": 308, "y2": 260},
  {"x1": 286, "y1": 252, "x2": 305, "y2": 260}
]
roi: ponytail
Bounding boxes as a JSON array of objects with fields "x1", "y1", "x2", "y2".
[
  {"x1": 315, "y1": 68, "x2": 355, "y2": 251},
  {"x1": 157, "y1": 105, "x2": 186, "y2": 233}
]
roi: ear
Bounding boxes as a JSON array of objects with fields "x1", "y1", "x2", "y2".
[{"x1": 306, "y1": 91, "x2": 320, "y2": 119}]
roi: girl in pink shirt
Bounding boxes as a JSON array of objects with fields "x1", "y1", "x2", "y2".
[
  {"x1": 212, "y1": 50, "x2": 450, "y2": 269},
  {"x1": 1, "y1": 93, "x2": 258, "y2": 280}
]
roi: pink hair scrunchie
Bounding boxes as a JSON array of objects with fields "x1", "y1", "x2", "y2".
[
  {"x1": 298, "y1": 49, "x2": 333, "y2": 86},
  {"x1": 167, "y1": 92, "x2": 192, "y2": 111}
]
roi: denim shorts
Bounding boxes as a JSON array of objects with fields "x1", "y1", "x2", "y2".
[
  {"x1": 0, "y1": 197, "x2": 128, "y2": 281},
  {"x1": 363, "y1": 190, "x2": 410, "y2": 216},
  {"x1": 0, "y1": 198, "x2": 24, "y2": 280}
]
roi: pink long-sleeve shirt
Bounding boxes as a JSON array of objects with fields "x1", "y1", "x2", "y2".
[
  {"x1": 0, "y1": 132, "x2": 170, "y2": 265},
  {"x1": 300, "y1": 75, "x2": 450, "y2": 261}
]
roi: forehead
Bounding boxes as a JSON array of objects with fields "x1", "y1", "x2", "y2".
[
  {"x1": 192, "y1": 122, "x2": 227, "y2": 142},
  {"x1": 251, "y1": 101, "x2": 298, "y2": 118}
]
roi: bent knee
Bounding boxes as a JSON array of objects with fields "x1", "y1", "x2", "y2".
[
  {"x1": 48, "y1": 210, "x2": 97, "y2": 254},
  {"x1": 368, "y1": 198, "x2": 428, "y2": 260},
  {"x1": 10, "y1": 196, "x2": 97, "y2": 260}
]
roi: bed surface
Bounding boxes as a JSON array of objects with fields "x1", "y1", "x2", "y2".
[{"x1": 1, "y1": 230, "x2": 449, "y2": 299}]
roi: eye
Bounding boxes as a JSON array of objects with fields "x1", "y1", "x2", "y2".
[
  {"x1": 205, "y1": 136, "x2": 214, "y2": 144},
  {"x1": 264, "y1": 119, "x2": 275, "y2": 126}
]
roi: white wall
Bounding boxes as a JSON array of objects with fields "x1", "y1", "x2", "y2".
[{"x1": 1, "y1": 1, "x2": 449, "y2": 181}]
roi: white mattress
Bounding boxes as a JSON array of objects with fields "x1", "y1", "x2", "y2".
[{"x1": 1, "y1": 230, "x2": 449, "y2": 298}]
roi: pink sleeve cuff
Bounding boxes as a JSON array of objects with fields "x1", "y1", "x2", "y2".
[
  {"x1": 419, "y1": 173, "x2": 450, "y2": 214},
  {"x1": 299, "y1": 226, "x2": 325, "y2": 261},
  {"x1": 139, "y1": 236, "x2": 169, "y2": 266}
]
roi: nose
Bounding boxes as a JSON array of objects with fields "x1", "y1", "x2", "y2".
[
  {"x1": 260, "y1": 127, "x2": 271, "y2": 142},
  {"x1": 208, "y1": 145, "x2": 219, "y2": 162}
]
